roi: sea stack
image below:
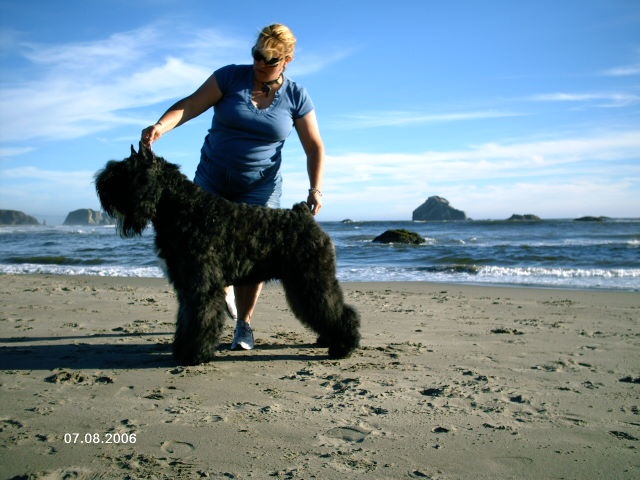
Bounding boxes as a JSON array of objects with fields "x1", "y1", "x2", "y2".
[{"x1": 412, "y1": 196, "x2": 467, "y2": 221}]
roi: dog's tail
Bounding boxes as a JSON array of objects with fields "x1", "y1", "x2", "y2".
[{"x1": 292, "y1": 202, "x2": 313, "y2": 216}]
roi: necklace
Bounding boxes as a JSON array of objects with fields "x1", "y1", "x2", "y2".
[{"x1": 261, "y1": 75, "x2": 283, "y2": 95}]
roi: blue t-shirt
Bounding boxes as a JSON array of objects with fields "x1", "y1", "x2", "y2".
[{"x1": 200, "y1": 64, "x2": 314, "y2": 176}]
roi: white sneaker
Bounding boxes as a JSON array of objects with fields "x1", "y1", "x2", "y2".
[{"x1": 231, "y1": 321, "x2": 254, "y2": 350}]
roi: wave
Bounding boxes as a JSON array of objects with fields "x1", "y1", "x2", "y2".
[
  {"x1": 419, "y1": 264, "x2": 482, "y2": 274},
  {"x1": 0, "y1": 263, "x2": 165, "y2": 277},
  {"x1": 1, "y1": 262, "x2": 638, "y2": 290},
  {"x1": 337, "y1": 264, "x2": 640, "y2": 290},
  {"x1": 480, "y1": 264, "x2": 630, "y2": 279},
  {"x1": 5, "y1": 256, "x2": 107, "y2": 266}
]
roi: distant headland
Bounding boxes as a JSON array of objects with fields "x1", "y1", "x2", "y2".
[{"x1": 0, "y1": 209, "x2": 40, "y2": 225}]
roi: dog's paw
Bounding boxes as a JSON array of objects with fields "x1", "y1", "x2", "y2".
[
  {"x1": 173, "y1": 345, "x2": 216, "y2": 366},
  {"x1": 327, "y1": 342, "x2": 358, "y2": 359},
  {"x1": 318, "y1": 334, "x2": 356, "y2": 359}
]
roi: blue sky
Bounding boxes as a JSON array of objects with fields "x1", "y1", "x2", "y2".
[{"x1": 1, "y1": 0, "x2": 639, "y2": 223}]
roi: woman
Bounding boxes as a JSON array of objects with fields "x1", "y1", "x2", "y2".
[{"x1": 141, "y1": 24, "x2": 325, "y2": 351}]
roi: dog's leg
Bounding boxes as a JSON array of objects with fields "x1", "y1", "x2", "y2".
[
  {"x1": 282, "y1": 273, "x2": 360, "y2": 359},
  {"x1": 173, "y1": 287, "x2": 227, "y2": 365}
]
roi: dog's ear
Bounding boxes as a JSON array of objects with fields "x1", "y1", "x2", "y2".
[{"x1": 136, "y1": 141, "x2": 156, "y2": 166}]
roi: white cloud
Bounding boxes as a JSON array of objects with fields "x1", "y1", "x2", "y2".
[
  {"x1": 19, "y1": 27, "x2": 155, "y2": 74},
  {"x1": 313, "y1": 176, "x2": 639, "y2": 221},
  {"x1": 602, "y1": 63, "x2": 640, "y2": 76},
  {"x1": 0, "y1": 26, "x2": 220, "y2": 143},
  {"x1": 0, "y1": 23, "x2": 356, "y2": 145},
  {"x1": 0, "y1": 166, "x2": 98, "y2": 218},
  {"x1": 451, "y1": 179, "x2": 637, "y2": 216},
  {"x1": 288, "y1": 130, "x2": 640, "y2": 220},
  {"x1": 323, "y1": 130, "x2": 640, "y2": 181},
  {"x1": 0, "y1": 146, "x2": 34, "y2": 158},
  {"x1": 530, "y1": 92, "x2": 639, "y2": 108},
  {"x1": 2, "y1": 166, "x2": 94, "y2": 183},
  {"x1": 332, "y1": 110, "x2": 523, "y2": 129},
  {"x1": 288, "y1": 46, "x2": 360, "y2": 76}
]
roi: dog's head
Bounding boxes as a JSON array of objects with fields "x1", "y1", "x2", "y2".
[{"x1": 95, "y1": 143, "x2": 164, "y2": 237}]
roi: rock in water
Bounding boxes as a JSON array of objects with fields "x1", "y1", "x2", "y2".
[
  {"x1": 63, "y1": 209, "x2": 112, "y2": 226},
  {"x1": 0, "y1": 209, "x2": 40, "y2": 225},
  {"x1": 412, "y1": 196, "x2": 466, "y2": 221},
  {"x1": 506, "y1": 214, "x2": 541, "y2": 221},
  {"x1": 373, "y1": 229, "x2": 425, "y2": 244},
  {"x1": 574, "y1": 216, "x2": 608, "y2": 222}
]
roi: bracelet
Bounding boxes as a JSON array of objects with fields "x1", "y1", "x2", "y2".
[
  {"x1": 155, "y1": 121, "x2": 163, "y2": 127},
  {"x1": 308, "y1": 188, "x2": 322, "y2": 197}
]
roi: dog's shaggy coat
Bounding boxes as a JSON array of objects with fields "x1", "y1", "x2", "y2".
[{"x1": 95, "y1": 144, "x2": 360, "y2": 365}]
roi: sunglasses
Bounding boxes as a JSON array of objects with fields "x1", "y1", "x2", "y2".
[{"x1": 251, "y1": 47, "x2": 281, "y2": 66}]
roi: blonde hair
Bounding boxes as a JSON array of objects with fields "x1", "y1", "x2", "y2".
[{"x1": 255, "y1": 24, "x2": 296, "y2": 61}]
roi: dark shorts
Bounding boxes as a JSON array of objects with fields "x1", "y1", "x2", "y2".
[{"x1": 194, "y1": 156, "x2": 282, "y2": 208}]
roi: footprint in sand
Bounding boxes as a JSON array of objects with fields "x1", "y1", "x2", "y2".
[
  {"x1": 44, "y1": 370, "x2": 114, "y2": 385},
  {"x1": 115, "y1": 385, "x2": 136, "y2": 398},
  {"x1": 19, "y1": 467, "x2": 97, "y2": 479},
  {"x1": 325, "y1": 425, "x2": 371, "y2": 443},
  {"x1": 493, "y1": 456, "x2": 534, "y2": 468},
  {"x1": 160, "y1": 440, "x2": 195, "y2": 456}
]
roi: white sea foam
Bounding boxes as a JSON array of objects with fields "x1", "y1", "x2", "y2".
[
  {"x1": 337, "y1": 265, "x2": 640, "y2": 290},
  {"x1": 0, "y1": 263, "x2": 165, "y2": 278},
  {"x1": 2, "y1": 263, "x2": 638, "y2": 290}
]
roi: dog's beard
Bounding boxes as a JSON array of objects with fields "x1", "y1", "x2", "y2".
[
  {"x1": 121, "y1": 218, "x2": 148, "y2": 237},
  {"x1": 98, "y1": 191, "x2": 150, "y2": 237},
  {"x1": 108, "y1": 209, "x2": 148, "y2": 237}
]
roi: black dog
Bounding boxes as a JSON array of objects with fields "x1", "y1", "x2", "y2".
[{"x1": 95, "y1": 144, "x2": 360, "y2": 365}]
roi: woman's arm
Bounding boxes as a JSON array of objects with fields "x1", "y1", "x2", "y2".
[
  {"x1": 294, "y1": 110, "x2": 325, "y2": 215},
  {"x1": 141, "y1": 73, "x2": 223, "y2": 147}
]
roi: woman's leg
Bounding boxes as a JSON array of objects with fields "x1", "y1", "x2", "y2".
[
  {"x1": 224, "y1": 286, "x2": 237, "y2": 320},
  {"x1": 230, "y1": 282, "x2": 264, "y2": 350},
  {"x1": 235, "y1": 282, "x2": 264, "y2": 323}
]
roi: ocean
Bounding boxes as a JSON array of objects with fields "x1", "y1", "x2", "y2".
[{"x1": 1, "y1": 219, "x2": 639, "y2": 291}]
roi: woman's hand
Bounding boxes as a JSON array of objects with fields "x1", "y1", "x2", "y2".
[
  {"x1": 307, "y1": 189, "x2": 323, "y2": 216},
  {"x1": 141, "y1": 123, "x2": 163, "y2": 148}
]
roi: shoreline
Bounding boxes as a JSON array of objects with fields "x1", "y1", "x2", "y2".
[
  {"x1": 0, "y1": 272, "x2": 638, "y2": 293},
  {"x1": 1, "y1": 274, "x2": 639, "y2": 479}
]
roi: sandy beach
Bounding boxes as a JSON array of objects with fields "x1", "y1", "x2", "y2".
[{"x1": 0, "y1": 274, "x2": 638, "y2": 479}]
